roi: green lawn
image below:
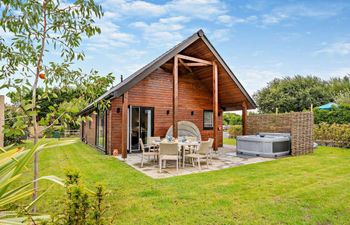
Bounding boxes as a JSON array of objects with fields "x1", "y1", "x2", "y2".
[
  {"x1": 223, "y1": 137, "x2": 236, "y2": 146},
  {"x1": 19, "y1": 139, "x2": 350, "y2": 224}
]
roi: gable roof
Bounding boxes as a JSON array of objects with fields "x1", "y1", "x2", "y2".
[{"x1": 79, "y1": 30, "x2": 256, "y2": 115}]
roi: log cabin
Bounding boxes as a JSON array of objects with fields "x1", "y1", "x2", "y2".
[{"x1": 78, "y1": 30, "x2": 256, "y2": 158}]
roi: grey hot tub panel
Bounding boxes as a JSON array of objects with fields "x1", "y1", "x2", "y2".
[{"x1": 236, "y1": 133, "x2": 291, "y2": 157}]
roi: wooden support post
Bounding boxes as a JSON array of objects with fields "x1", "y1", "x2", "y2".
[
  {"x1": 212, "y1": 61, "x2": 218, "y2": 150},
  {"x1": 121, "y1": 92, "x2": 128, "y2": 159},
  {"x1": 242, "y1": 101, "x2": 247, "y2": 135},
  {"x1": 173, "y1": 56, "x2": 178, "y2": 138}
]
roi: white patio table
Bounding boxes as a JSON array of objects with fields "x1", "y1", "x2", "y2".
[
  {"x1": 179, "y1": 141, "x2": 200, "y2": 168},
  {"x1": 152, "y1": 140, "x2": 200, "y2": 168}
]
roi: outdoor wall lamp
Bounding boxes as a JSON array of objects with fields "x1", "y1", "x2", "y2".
[
  {"x1": 191, "y1": 111, "x2": 194, "y2": 116},
  {"x1": 116, "y1": 108, "x2": 121, "y2": 113},
  {"x1": 166, "y1": 110, "x2": 170, "y2": 115}
]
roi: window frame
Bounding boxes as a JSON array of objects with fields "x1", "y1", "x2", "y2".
[
  {"x1": 203, "y1": 110, "x2": 214, "y2": 130},
  {"x1": 96, "y1": 110, "x2": 106, "y2": 151}
]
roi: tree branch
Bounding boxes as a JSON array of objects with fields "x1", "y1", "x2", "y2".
[{"x1": 39, "y1": 111, "x2": 66, "y2": 134}]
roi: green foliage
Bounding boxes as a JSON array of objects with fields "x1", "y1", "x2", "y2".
[
  {"x1": 335, "y1": 92, "x2": 350, "y2": 105},
  {"x1": 254, "y1": 75, "x2": 332, "y2": 113},
  {"x1": 314, "y1": 123, "x2": 350, "y2": 148},
  {"x1": 314, "y1": 104, "x2": 350, "y2": 124},
  {"x1": 227, "y1": 125, "x2": 242, "y2": 138},
  {"x1": 0, "y1": 0, "x2": 114, "y2": 145},
  {"x1": 3, "y1": 105, "x2": 29, "y2": 145},
  {"x1": 327, "y1": 75, "x2": 350, "y2": 97},
  {"x1": 223, "y1": 113, "x2": 242, "y2": 125},
  {"x1": 0, "y1": 140, "x2": 77, "y2": 224},
  {"x1": 55, "y1": 170, "x2": 109, "y2": 225}
]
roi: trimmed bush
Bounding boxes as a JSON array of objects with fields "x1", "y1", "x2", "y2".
[
  {"x1": 228, "y1": 125, "x2": 242, "y2": 138},
  {"x1": 314, "y1": 123, "x2": 350, "y2": 148},
  {"x1": 314, "y1": 104, "x2": 350, "y2": 124}
]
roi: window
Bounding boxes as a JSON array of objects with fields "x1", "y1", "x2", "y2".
[
  {"x1": 96, "y1": 111, "x2": 106, "y2": 149},
  {"x1": 203, "y1": 110, "x2": 213, "y2": 129}
]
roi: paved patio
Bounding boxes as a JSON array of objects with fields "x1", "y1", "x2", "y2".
[{"x1": 117, "y1": 145, "x2": 275, "y2": 178}]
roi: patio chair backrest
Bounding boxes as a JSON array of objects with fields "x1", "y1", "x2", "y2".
[
  {"x1": 197, "y1": 140, "x2": 211, "y2": 155},
  {"x1": 147, "y1": 136, "x2": 161, "y2": 145},
  {"x1": 159, "y1": 142, "x2": 179, "y2": 156},
  {"x1": 139, "y1": 138, "x2": 146, "y2": 153},
  {"x1": 208, "y1": 138, "x2": 214, "y2": 148}
]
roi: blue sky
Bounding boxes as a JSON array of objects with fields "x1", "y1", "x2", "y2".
[{"x1": 2, "y1": 0, "x2": 350, "y2": 99}]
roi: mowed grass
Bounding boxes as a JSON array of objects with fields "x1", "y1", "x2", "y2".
[
  {"x1": 223, "y1": 137, "x2": 236, "y2": 146},
  {"x1": 19, "y1": 139, "x2": 350, "y2": 225}
]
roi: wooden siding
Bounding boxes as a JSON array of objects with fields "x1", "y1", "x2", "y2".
[
  {"x1": 161, "y1": 39, "x2": 250, "y2": 110},
  {"x1": 104, "y1": 68, "x2": 223, "y2": 154},
  {"x1": 83, "y1": 113, "x2": 96, "y2": 146},
  {"x1": 81, "y1": 67, "x2": 225, "y2": 155}
]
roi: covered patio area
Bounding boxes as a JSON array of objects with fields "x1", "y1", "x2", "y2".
[{"x1": 117, "y1": 145, "x2": 274, "y2": 179}]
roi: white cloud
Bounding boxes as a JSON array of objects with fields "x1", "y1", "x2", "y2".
[
  {"x1": 131, "y1": 16, "x2": 190, "y2": 48},
  {"x1": 217, "y1": 15, "x2": 257, "y2": 26},
  {"x1": 261, "y1": 3, "x2": 347, "y2": 25},
  {"x1": 234, "y1": 68, "x2": 283, "y2": 96},
  {"x1": 102, "y1": 0, "x2": 228, "y2": 20},
  {"x1": 85, "y1": 18, "x2": 135, "y2": 50},
  {"x1": 316, "y1": 41, "x2": 350, "y2": 55},
  {"x1": 210, "y1": 29, "x2": 231, "y2": 42}
]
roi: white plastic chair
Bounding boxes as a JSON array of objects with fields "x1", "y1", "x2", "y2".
[
  {"x1": 140, "y1": 138, "x2": 158, "y2": 168},
  {"x1": 185, "y1": 140, "x2": 211, "y2": 170},
  {"x1": 147, "y1": 136, "x2": 161, "y2": 152},
  {"x1": 159, "y1": 142, "x2": 180, "y2": 173}
]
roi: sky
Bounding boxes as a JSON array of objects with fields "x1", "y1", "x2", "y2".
[{"x1": 1, "y1": 0, "x2": 350, "y2": 100}]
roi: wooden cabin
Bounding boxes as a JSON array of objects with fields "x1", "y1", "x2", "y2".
[{"x1": 79, "y1": 30, "x2": 256, "y2": 158}]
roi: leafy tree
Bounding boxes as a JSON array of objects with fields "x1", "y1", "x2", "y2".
[
  {"x1": 335, "y1": 92, "x2": 350, "y2": 105},
  {"x1": 327, "y1": 74, "x2": 350, "y2": 97},
  {"x1": 254, "y1": 75, "x2": 332, "y2": 113},
  {"x1": 0, "y1": 0, "x2": 106, "y2": 210},
  {"x1": 223, "y1": 113, "x2": 242, "y2": 125}
]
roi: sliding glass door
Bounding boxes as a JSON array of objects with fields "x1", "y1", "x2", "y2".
[
  {"x1": 129, "y1": 106, "x2": 154, "y2": 152},
  {"x1": 96, "y1": 111, "x2": 106, "y2": 151}
]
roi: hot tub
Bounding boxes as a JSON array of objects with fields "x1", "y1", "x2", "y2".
[{"x1": 236, "y1": 133, "x2": 291, "y2": 157}]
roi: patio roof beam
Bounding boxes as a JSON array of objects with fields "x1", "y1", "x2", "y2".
[
  {"x1": 178, "y1": 58, "x2": 192, "y2": 73},
  {"x1": 183, "y1": 62, "x2": 209, "y2": 67},
  {"x1": 177, "y1": 54, "x2": 213, "y2": 65}
]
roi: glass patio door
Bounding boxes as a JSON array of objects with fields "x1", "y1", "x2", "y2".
[{"x1": 129, "y1": 106, "x2": 154, "y2": 152}]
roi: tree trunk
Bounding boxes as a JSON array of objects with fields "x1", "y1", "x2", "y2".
[{"x1": 32, "y1": 0, "x2": 47, "y2": 213}]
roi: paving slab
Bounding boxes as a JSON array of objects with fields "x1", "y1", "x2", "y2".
[{"x1": 116, "y1": 146, "x2": 275, "y2": 179}]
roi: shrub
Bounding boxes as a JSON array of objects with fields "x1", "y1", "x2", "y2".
[
  {"x1": 52, "y1": 170, "x2": 110, "y2": 225},
  {"x1": 314, "y1": 123, "x2": 350, "y2": 148},
  {"x1": 3, "y1": 105, "x2": 29, "y2": 145},
  {"x1": 228, "y1": 125, "x2": 242, "y2": 138},
  {"x1": 314, "y1": 104, "x2": 350, "y2": 124},
  {"x1": 223, "y1": 113, "x2": 242, "y2": 125}
]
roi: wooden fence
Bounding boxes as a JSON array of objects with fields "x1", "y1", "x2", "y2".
[{"x1": 247, "y1": 112, "x2": 314, "y2": 156}]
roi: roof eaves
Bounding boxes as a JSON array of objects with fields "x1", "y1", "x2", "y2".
[
  {"x1": 199, "y1": 33, "x2": 257, "y2": 109},
  {"x1": 114, "y1": 30, "x2": 203, "y2": 97}
]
